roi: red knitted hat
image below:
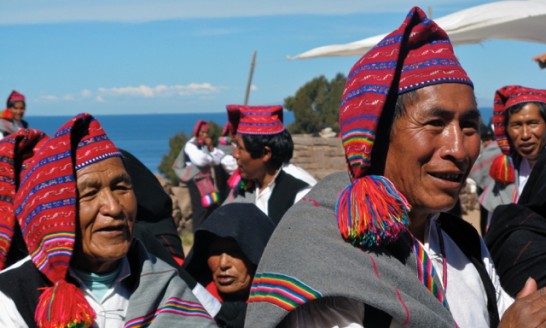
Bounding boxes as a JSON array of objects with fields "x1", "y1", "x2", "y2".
[
  {"x1": 0, "y1": 129, "x2": 48, "y2": 270},
  {"x1": 192, "y1": 120, "x2": 208, "y2": 137},
  {"x1": 15, "y1": 112, "x2": 122, "y2": 327},
  {"x1": 489, "y1": 85, "x2": 546, "y2": 183},
  {"x1": 7, "y1": 90, "x2": 25, "y2": 106},
  {"x1": 229, "y1": 105, "x2": 284, "y2": 135},
  {"x1": 336, "y1": 6, "x2": 472, "y2": 248}
]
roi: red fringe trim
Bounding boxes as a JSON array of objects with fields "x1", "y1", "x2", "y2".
[
  {"x1": 35, "y1": 280, "x2": 95, "y2": 328},
  {"x1": 489, "y1": 154, "x2": 515, "y2": 184}
]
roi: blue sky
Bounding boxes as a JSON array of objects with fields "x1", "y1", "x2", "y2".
[{"x1": 1, "y1": 0, "x2": 544, "y2": 117}]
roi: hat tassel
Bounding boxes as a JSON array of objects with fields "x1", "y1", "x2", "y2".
[
  {"x1": 335, "y1": 175, "x2": 411, "y2": 247},
  {"x1": 489, "y1": 154, "x2": 515, "y2": 184},
  {"x1": 35, "y1": 280, "x2": 95, "y2": 328}
]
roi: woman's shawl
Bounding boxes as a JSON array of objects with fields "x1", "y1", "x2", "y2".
[{"x1": 245, "y1": 172, "x2": 455, "y2": 328}]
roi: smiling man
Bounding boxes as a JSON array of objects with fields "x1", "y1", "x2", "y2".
[
  {"x1": 245, "y1": 7, "x2": 546, "y2": 328},
  {"x1": 0, "y1": 113, "x2": 216, "y2": 328}
]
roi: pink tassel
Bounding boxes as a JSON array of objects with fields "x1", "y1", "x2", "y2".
[
  {"x1": 35, "y1": 280, "x2": 95, "y2": 328},
  {"x1": 489, "y1": 154, "x2": 515, "y2": 184},
  {"x1": 335, "y1": 175, "x2": 411, "y2": 247}
]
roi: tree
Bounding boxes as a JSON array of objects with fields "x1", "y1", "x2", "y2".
[
  {"x1": 284, "y1": 73, "x2": 346, "y2": 134},
  {"x1": 158, "y1": 120, "x2": 223, "y2": 185}
]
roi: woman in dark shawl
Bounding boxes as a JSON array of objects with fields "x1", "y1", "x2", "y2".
[{"x1": 184, "y1": 203, "x2": 275, "y2": 328}]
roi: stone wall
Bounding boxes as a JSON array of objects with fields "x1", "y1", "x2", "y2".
[
  {"x1": 159, "y1": 134, "x2": 479, "y2": 235},
  {"x1": 290, "y1": 134, "x2": 346, "y2": 179}
]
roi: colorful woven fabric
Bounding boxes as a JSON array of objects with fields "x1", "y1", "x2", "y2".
[
  {"x1": 249, "y1": 272, "x2": 322, "y2": 311},
  {"x1": 0, "y1": 128, "x2": 48, "y2": 270},
  {"x1": 340, "y1": 7, "x2": 472, "y2": 180},
  {"x1": 124, "y1": 297, "x2": 212, "y2": 327},
  {"x1": 6, "y1": 90, "x2": 25, "y2": 106},
  {"x1": 335, "y1": 6, "x2": 472, "y2": 248},
  {"x1": 14, "y1": 112, "x2": 122, "y2": 327},
  {"x1": 490, "y1": 85, "x2": 546, "y2": 183},
  {"x1": 413, "y1": 239, "x2": 449, "y2": 309},
  {"x1": 227, "y1": 105, "x2": 285, "y2": 135}
]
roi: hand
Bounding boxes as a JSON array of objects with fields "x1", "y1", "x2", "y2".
[
  {"x1": 498, "y1": 278, "x2": 546, "y2": 327},
  {"x1": 205, "y1": 137, "x2": 214, "y2": 151}
]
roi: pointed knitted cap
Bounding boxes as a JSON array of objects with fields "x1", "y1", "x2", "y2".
[
  {"x1": 7, "y1": 90, "x2": 25, "y2": 106},
  {"x1": 0, "y1": 129, "x2": 48, "y2": 270},
  {"x1": 227, "y1": 105, "x2": 285, "y2": 135},
  {"x1": 336, "y1": 6, "x2": 472, "y2": 247},
  {"x1": 15, "y1": 112, "x2": 122, "y2": 327}
]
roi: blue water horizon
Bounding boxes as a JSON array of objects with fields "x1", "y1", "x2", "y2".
[
  {"x1": 26, "y1": 107, "x2": 491, "y2": 175},
  {"x1": 27, "y1": 111, "x2": 295, "y2": 175}
]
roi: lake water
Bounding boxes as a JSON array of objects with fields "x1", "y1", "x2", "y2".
[
  {"x1": 26, "y1": 107, "x2": 491, "y2": 174},
  {"x1": 27, "y1": 112, "x2": 294, "y2": 174}
]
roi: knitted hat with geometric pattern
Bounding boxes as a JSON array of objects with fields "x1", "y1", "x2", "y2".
[
  {"x1": 15, "y1": 112, "x2": 123, "y2": 328},
  {"x1": 336, "y1": 6, "x2": 473, "y2": 248},
  {"x1": 227, "y1": 105, "x2": 284, "y2": 135},
  {"x1": 0, "y1": 128, "x2": 48, "y2": 270}
]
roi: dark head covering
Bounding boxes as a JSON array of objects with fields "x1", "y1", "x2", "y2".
[
  {"x1": 336, "y1": 6, "x2": 472, "y2": 248},
  {"x1": 184, "y1": 203, "x2": 275, "y2": 286}
]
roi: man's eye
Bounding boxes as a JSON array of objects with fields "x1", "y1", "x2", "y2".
[{"x1": 426, "y1": 119, "x2": 444, "y2": 127}]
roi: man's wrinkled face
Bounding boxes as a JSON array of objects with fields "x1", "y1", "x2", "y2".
[
  {"x1": 384, "y1": 84, "x2": 481, "y2": 218},
  {"x1": 73, "y1": 157, "x2": 137, "y2": 273},
  {"x1": 507, "y1": 103, "x2": 546, "y2": 162}
]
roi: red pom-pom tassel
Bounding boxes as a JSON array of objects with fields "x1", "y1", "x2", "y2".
[
  {"x1": 489, "y1": 154, "x2": 515, "y2": 184},
  {"x1": 335, "y1": 175, "x2": 411, "y2": 247},
  {"x1": 35, "y1": 280, "x2": 95, "y2": 328}
]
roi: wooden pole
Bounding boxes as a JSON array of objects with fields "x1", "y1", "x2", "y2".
[{"x1": 244, "y1": 51, "x2": 257, "y2": 105}]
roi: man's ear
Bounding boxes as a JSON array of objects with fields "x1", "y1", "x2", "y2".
[{"x1": 262, "y1": 146, "x2": 272, "y2": 163}]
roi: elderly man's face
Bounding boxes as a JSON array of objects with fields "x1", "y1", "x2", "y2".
[
  {"x1": 73, "y1": 157, "x2": 137, "y2": 273},
  {"x1": 384, "y1": 84, "x2": 480, "y2": 218},
  {"x1": 506, "y1": 103, "x2": 546, "y2": 162}
]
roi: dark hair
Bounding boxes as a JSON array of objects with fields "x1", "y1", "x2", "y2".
[
  {"x1": 504, "y1": 101, "x2": 546, "y2": 129},
  {"x1": 242, "y1": 130, "x2": 294, "y2": 169},
  {"x1": 394, "y1": 90, "x2": 419, "y2": 119},
  {"x1": 7, "y1": 101, "x2": 25, "y2": 109}
]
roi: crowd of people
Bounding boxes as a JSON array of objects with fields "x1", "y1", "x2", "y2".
[{"x1": 0, "y1": 5, "x2": 545, "y2": 328}]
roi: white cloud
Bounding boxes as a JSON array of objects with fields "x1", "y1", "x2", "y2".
[
  {"x1": 37, "y1": 95, "x2": 58, "y2": 102},
  {"x1": 97, "y1": 83, "x2": 219, "y2": 98},
  {"x1": 32, "y1": 83, "x2": 220, "y2": 104},
  {"x1": 0, "y1": 0, "x2": 473, "y2": 25}
]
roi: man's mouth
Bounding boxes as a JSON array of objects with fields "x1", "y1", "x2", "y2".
[{"x1": 429, "y1": 172, "x2": 463, "y2": 183}]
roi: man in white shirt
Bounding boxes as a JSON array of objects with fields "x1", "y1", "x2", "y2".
[{"x1": 224, "y1": 105, "x2": 311, "y2": 225}]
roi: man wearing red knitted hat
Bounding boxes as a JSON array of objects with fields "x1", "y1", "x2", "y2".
[
  {"x1": 485, "y1": 86, "x2": 546, "y2": 298},
  {"x1": 479, "y1": 86, "x2": 546, "y2": 227},
  {"x1": 245, "y1": 7, "x2": 546, "y2": 328},
  {"x1": 0, "y1": 113, "x2": 217, "y2": 327},
  {"x1": 223, "y1": 105, "x2": 312, "y2": 225}
]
